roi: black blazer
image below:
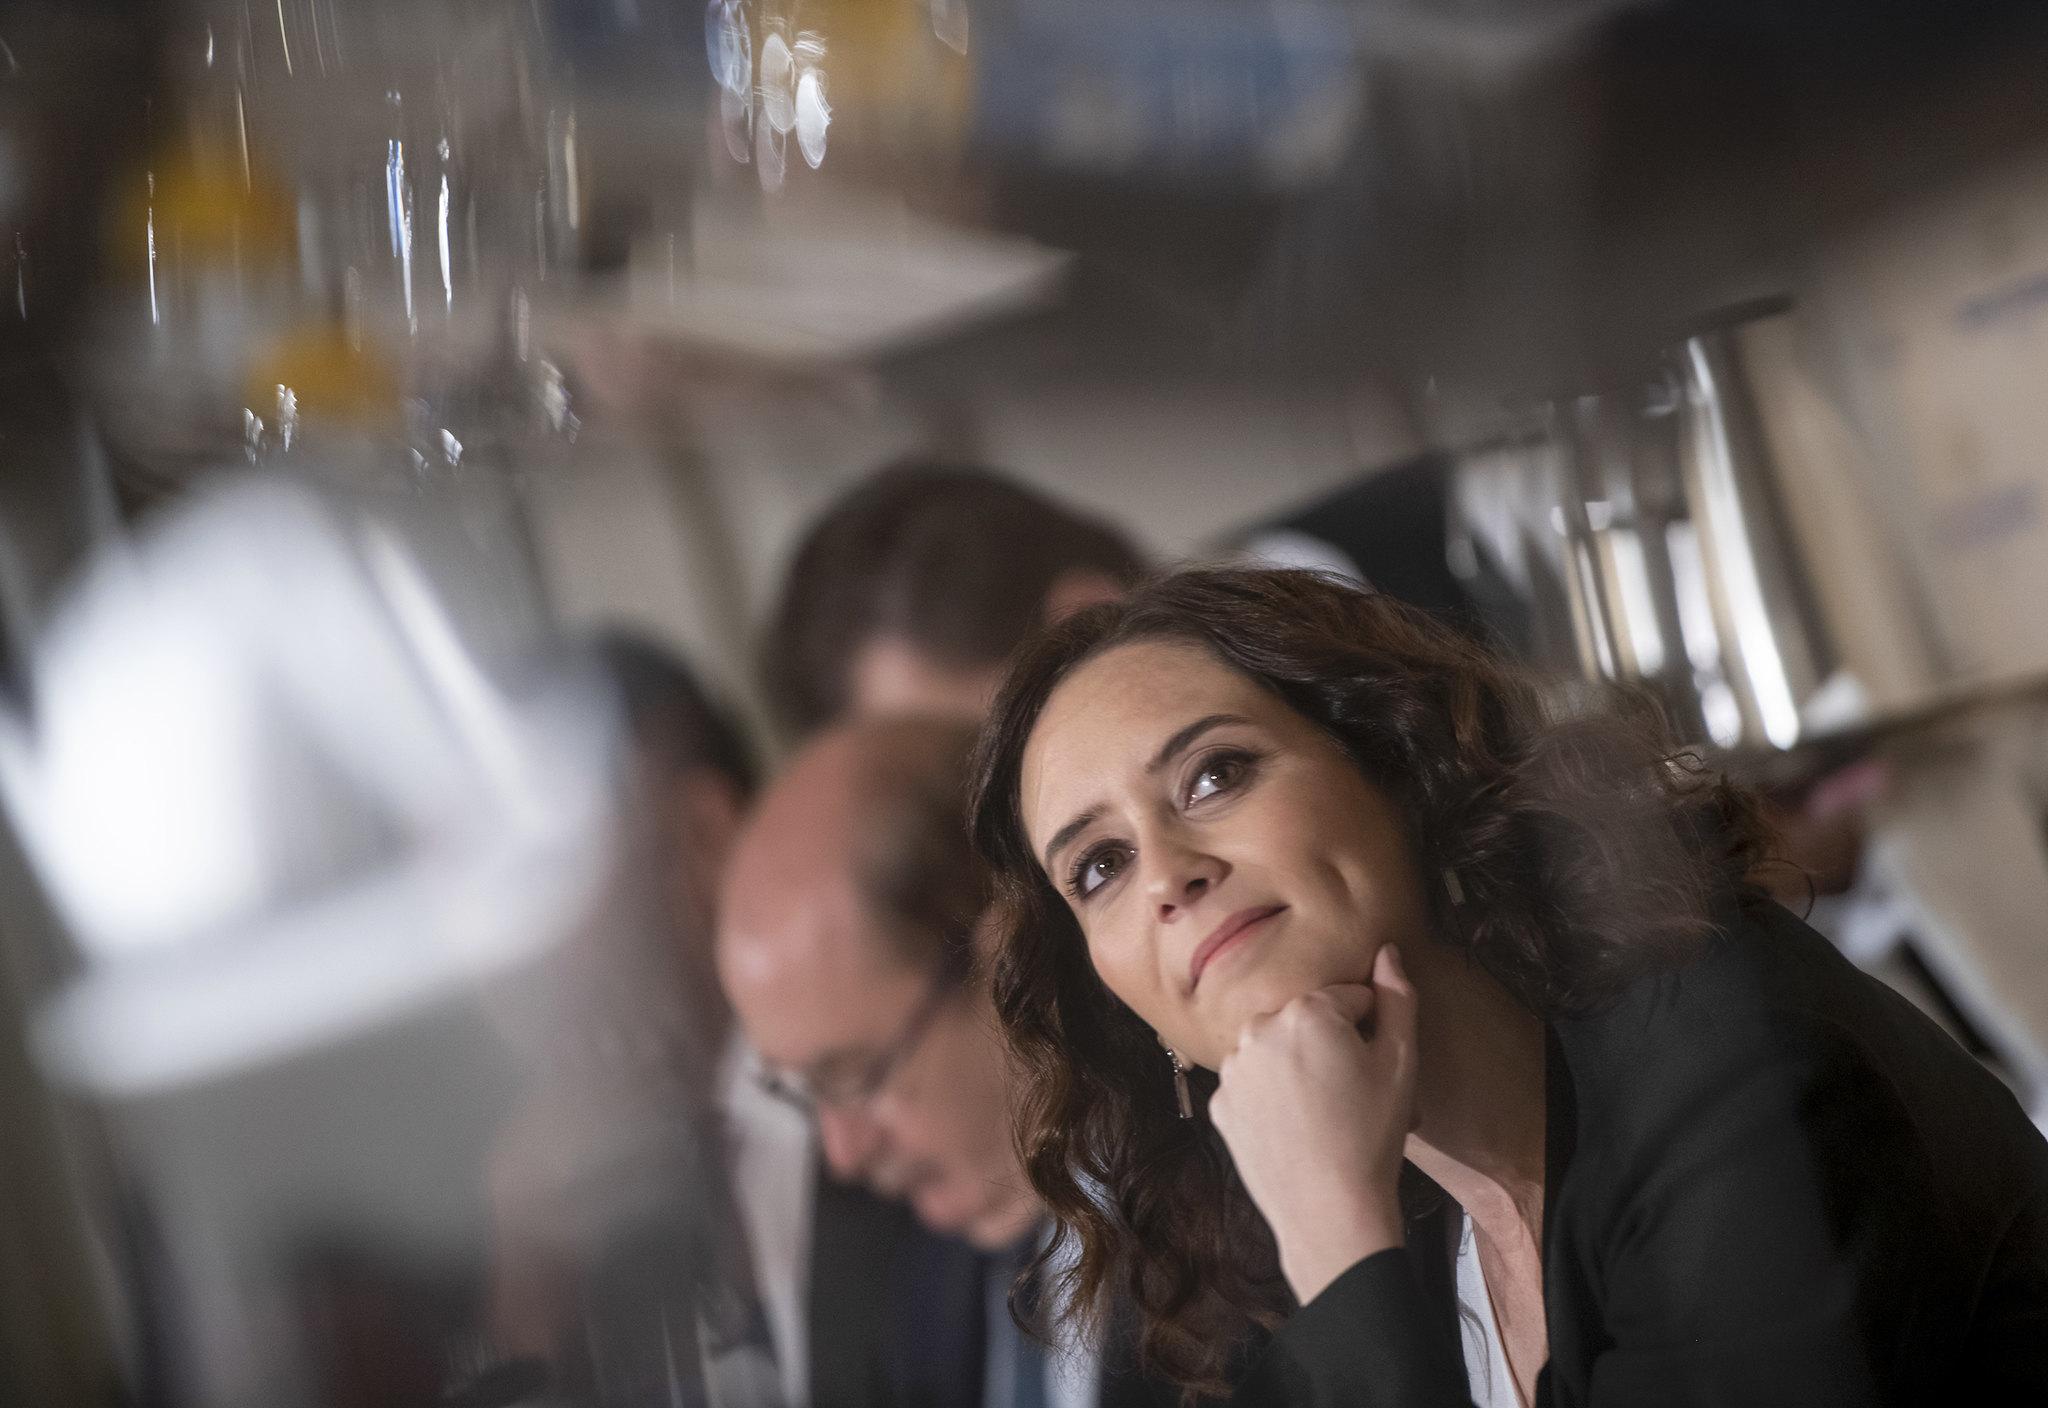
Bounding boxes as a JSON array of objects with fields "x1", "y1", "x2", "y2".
[
  {"x1": 808, "y1": 1169, "x2": 1180, "y2": 1408},
  {"x1": 807, "y1": 1171, "x2": 922, "y2": 1408},
  {"x1": 1237, "y1": 896, "x2": 2048, "y2": 1406}
]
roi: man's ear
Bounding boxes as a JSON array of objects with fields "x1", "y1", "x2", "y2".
[{"x1": 1042, "y1": 568, "x2": 1124, "y2": 624}]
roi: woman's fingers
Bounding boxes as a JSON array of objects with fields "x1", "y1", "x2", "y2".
[
  {"x1": 1207, "y1": 951, "x2": 1416, "y2": 1305},
  {"x1": 1370, "y1": 946, "x2": 1420, "y2": 1134},
  {"x1": 1371, "y1": 942, "x2": 1417, "y2": 1045},
  {"x1": 1316, "y1": 981, "x2": 1377, "y2": 1027}
]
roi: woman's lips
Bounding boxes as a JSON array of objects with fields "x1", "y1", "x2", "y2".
[{"x1": 1189, "y1": 905, "x2": 1287, "y2": 988}]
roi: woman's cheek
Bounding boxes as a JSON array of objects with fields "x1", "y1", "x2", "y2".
[{"x1": 1089, "y1": 923, "x2": 1165, "y2": 1031}]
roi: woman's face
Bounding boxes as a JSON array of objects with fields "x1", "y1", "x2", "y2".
[{"x1": 1019, "y1": 639, "x2": 1430, "y2": 1070}]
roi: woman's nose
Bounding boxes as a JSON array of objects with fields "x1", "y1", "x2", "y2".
[{"x1": 1148, "y1": 843, "x2": 1226, "y2": 922}]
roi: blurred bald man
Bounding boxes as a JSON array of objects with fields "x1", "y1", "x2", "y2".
[{"x1": 720, "y1": 718, "x2": 1177, "y2": 1408}]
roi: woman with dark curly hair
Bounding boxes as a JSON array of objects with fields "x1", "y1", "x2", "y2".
[{"x1": 967, "y1": 567, "x2": 2048, "y2": 1407}]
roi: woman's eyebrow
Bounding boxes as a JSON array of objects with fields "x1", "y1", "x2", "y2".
[
  {"x1": 1043, "y1": 806, "x2": 1103, "y2": 875},
  {"x1": 1146, "y1": 713, "x2": 1249, "y2": 775}
]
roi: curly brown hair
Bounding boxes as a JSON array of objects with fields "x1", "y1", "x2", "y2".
[{"x1": 966, "y1": 567, "x2": 1770, "y2": 1399}]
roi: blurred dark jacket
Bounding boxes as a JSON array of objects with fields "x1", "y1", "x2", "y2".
[{"x1": 810, "y1": 1171, "x2": 1181, "y2": 1408}]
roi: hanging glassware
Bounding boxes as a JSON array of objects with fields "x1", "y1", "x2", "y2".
[
  {"x1": 84, "y1": 0, "x2": 583, "y2": 503},
  {"x1": 704, "y1": 0, "x2": 969, "y2": 189}
]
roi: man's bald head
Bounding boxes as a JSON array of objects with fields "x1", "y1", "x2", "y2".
[
  {"x1": 719, "y1": 716, "x2": 983, "y2": 1003},
  {"x1": 715, "y1": 718, "x2": 1039, "y2": 1248}
]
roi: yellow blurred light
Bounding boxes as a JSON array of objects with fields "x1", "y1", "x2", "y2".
[
  {"x1": 114, "y1": 150, "x2": 296, "y2": 276},
  {"x1": 244, "y1": 323, "x2": 403, "y2": 431}
]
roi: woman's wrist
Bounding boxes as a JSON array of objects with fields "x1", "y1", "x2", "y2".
[{"x1": 1277, "y1": 1192, "x2": 1405, "y2": 1305}]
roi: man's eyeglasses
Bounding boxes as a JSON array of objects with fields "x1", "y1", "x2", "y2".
[{"x1": 752, "y1": 960, "x2": 964, "y2": 1115}]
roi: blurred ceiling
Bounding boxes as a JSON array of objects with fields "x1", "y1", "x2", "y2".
[{"x1": 965, "y1": 0, "x2": 2048, "y2": 395}]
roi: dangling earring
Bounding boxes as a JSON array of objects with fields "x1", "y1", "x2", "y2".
[
  {"x1": 1160, "y1": 1038, "x2": 1193, "y2": 1120},
  {"x1": 1442, "y1": 867, "x2": 1466, "y2": 908}
]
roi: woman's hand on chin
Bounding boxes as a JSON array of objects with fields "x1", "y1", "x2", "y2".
[{"x1": 1210, "y1": 942, "x2": 1418, "y2": 1305}]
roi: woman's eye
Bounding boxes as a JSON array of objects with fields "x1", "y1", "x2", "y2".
[
  {"x1": 1186, "y1": 753, "x2": 1249, "y2": 805},
  {"x1": 1073, "y1": 845, "x2": 1127, "y2": 898}
]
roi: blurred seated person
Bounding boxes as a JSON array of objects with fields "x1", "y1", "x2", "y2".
[
  {"x1": 718, "y1": 717, "x2": 1183, "y2": 1408},
  {"x1": 490, "y1": 636, "x2": 1015, "y2": 1408},
  {"x1": 484, "y1": 633, "x2": 794, "y2": 1405},
  {"x1": 760, "y1": 460, "x2": 1145, "y2": 740}
]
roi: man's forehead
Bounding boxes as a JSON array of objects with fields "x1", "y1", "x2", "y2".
[
  {"x1": 725, "y1": 909, "x2": 921, "y2": 1049},
  {"x1": 725, "y1": 886, "x2": 895, "y2": 989}
]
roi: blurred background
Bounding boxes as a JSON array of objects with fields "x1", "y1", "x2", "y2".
[{"x1": 6, "y1": 0, "x2": 2048, "y2": 1403}]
